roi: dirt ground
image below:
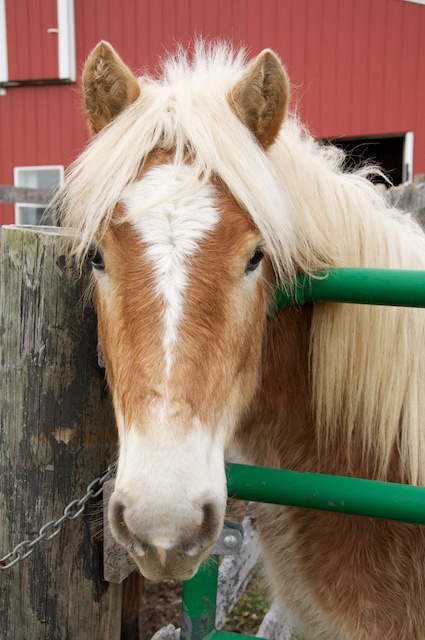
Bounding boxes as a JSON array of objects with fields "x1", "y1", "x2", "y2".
[
  {"x1": 139, "y1": 569, "x2": 269, "y2": 639},
  {"x1": 139, "y1": 578, "x2": 183, "y2": 639}
]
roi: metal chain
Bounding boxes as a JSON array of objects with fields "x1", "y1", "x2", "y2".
[{"x1": 0, "y1": 462, "x2": 116, "y2": 571}]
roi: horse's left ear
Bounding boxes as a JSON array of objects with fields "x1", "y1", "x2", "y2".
[
  {"x1": 229, "y1": 50, "x2": 289, "y2": 149},
  {"x1": 82, "y1": 41, "x2": 141, "y2": 135}
]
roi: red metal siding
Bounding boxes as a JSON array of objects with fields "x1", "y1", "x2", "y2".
[
  {"x1": 5, "y1": 0, "x2": 59, "y2": 82},
  {"x1": 1, "y1": 0, "x2": 425, "y2": 225},
  {"x1": 74, "y1": 0, "x2": 425, "y2": 146}
]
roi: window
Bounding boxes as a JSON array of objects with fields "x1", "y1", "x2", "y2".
[
  {"x1": 0, "y1": 0, "x2": 75, "y2": 85},
  {"x1": 14, "y1": 166, "x2": 63, "y2": 225}
]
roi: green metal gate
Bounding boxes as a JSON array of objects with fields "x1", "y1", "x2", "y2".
[{"x1": 180, "y1": 268, "x2": 425, "y2": 640}]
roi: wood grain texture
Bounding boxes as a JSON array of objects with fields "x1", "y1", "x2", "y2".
[
  {"x1": 0, "y1": 225, "x2": 121, "y2": 639},
  {"x1": 0, "y1": 185, "x2": 52, "y2": 204}
]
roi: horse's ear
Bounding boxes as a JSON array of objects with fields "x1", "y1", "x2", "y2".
[
  {"x1": 82, "y1": 41, "x2": 140, "y2": 135},
  {"x1": 229, "y1": 49, "x2": 289, "y2": 148}
]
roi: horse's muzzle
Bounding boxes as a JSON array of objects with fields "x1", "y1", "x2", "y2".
[{"x1": 107, "y1": 491, "x2": 223, "y2": 580}]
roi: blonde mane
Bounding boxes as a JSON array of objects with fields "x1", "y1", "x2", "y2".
[
  {"x1": 58, "y1": 41, "x2": 425, "y2": 486},
  {"x1": 271, "y1": 123, "x2": 425, "y2": 485}
]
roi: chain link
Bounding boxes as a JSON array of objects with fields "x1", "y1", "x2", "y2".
[{"x1": 0, "y1": 463, "x2": 116, "y2": 572}]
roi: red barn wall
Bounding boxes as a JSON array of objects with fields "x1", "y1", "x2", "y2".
[
  {"x1": 5, "y1": 0, "x2": 59, "y2": 82},
  {"x1": 1, "y1": 0, "x2": 425, "y2": 224}
]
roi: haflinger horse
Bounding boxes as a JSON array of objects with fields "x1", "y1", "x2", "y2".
[{"x1": 59, "y1": 40, "x2": 425, "y2": 639}]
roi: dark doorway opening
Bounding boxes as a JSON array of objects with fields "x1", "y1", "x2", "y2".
[{"x1": 323, "y1": 133, "x2": 413, "y2": 185}]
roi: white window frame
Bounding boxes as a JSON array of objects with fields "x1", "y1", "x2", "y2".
[
  {"x1": 403, "y1": 132, "x2": 414, "y2": 184},
  {"x1": 14, "y1": 165, "x2": 64, "y2": 225},
  {"x1": 404, "y1": 1, "x2": 425, "y2": 5},
  {"x1": 57, "y1": 0, "x2": 76, "y2": 82},
  {"x1": 0, "y1": 0, "x2": 75, "y2": 85},
  {"x1": 0, "y1": 0, "x2": 8, "y2": 85}
]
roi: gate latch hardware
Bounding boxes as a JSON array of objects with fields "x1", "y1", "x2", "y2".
[{"x1": 211, "y1": 520, "x2": 244, "y2": 556}]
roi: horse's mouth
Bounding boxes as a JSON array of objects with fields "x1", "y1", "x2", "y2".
[{"x1": 129, "y1": 545, "x2": 212, "y2": 582}]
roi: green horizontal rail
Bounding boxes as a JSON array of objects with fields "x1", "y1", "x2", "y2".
[
  {"x1": 226, "y1": 463, "x2": 425, "y2": 525},
  {"x1": 275, "y1": 268, "x2": 425, "y2": 309}
]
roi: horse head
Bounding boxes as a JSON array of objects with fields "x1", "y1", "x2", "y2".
[{"x1": 78, "y1": 41, "x2": 291, "y2": 580}]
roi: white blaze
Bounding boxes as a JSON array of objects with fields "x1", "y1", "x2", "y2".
[
  {"x1": 122, "y1": 164, "x2": 219, "y2": 375},
  {"x1": 116, "y1": 165, "x2": 227, "y2": 549}
]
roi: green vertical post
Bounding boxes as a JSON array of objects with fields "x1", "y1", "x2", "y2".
[{"x1": 181, "y1": 558, "x2": 219, "y2": 640}]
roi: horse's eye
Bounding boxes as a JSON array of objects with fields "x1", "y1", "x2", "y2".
[
  {"x1": 246, "y1": 248, "x2": 265, "y2": 273},
  {"x1": 88, "y1": 247, "x2": 105, "y2": 271}
]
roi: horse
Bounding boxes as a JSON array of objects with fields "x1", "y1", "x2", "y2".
[{"x1": 58, "y1": 40, "x2": 425, "y2": 639}]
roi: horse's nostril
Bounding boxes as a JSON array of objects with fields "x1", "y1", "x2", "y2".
[
  {"x1": 200, "y1": 501, "x2": 222, "y2": 539},
  {"x1": 183, "y1": 500, "x2": 223, "y2": 556},
  {"x1": 108, "y1": 495, "x2": 146, "y2": 555},
  {"x1": 109, "y1": 497, "x2": 126, "y2": 537}
]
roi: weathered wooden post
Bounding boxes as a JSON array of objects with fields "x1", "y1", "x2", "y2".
[{"x1": 0, "y1": 226, "x2": 121, "y2": 639}]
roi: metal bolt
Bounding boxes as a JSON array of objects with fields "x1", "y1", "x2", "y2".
[{"x1": 222, "y1": 534, "x2": 239, "y2": 550}]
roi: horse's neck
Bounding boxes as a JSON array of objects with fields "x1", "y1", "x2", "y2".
[
  {"x1": 239, "y1": 304, "x2": 404, "y2": 480},
  {"x1": 238, "y1": 305, "x2": 318, "y2": 472}
]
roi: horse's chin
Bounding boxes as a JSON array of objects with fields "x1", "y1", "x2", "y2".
[{"x1": 130, "y1": 546, "x2": 212, "y2": 582}]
